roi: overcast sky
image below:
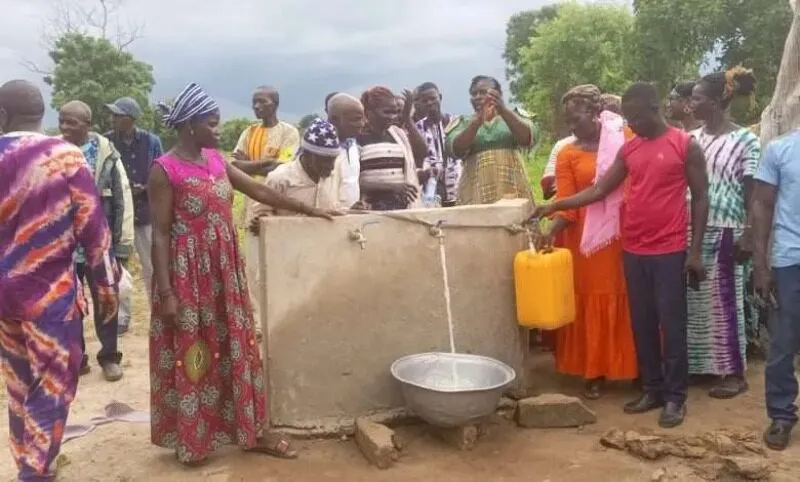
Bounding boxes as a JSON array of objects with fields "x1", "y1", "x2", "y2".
[{"x1": 2, "y1": 0, "x2": 583, "y2": 126}]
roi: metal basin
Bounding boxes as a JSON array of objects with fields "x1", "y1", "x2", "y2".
[{"x1": 390, "y1": 352, "x2": 516, "y2": 428}]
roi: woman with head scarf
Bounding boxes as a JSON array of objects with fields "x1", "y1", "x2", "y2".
[
  {"x1": 447, "y1": 75, "x2": 536, "y2": 205},
  {"x1": 147, "y1": 83, "x2": 336, "y2": 466},
  {"x1": 685, "y1": 67, "x2": 760, "y2": 399},
  {"x1": 357, "y1": 86, "x2": 422, "y2": 210},
  {"x1": 538, "y1": 84, "x2": 638, "y2": 399},
  {"x1": 540, "y1": 94, "x2": 624, "y2": 202},
  {"x1": 666, "y1": 81, "x2": 703, "y2": 132}
]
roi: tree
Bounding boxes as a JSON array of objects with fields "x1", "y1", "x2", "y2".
[
  {"x1": 716, "y1": 0, "x2": 793, "y2": 122},
  {"x1": 503, "y1": 5, "x2": 561, "y2": 102},
  {"x1": 48, "y1": 33, "x2": 155, "y2": 133},
  {"x1": 23, "y1": 0, "x2": 143, "y2": 75},
  {"x1": 219, "y1": 117, "x2": 252, "y2": 152},
  {"x1": 632, "y1": 0, "x2": 792, "y2": 122},
  {"x1": 297, "y1": 114, "x2": 318, "y2": 132},
  {"x1": 517, "y1": 3, "x2": 635, "y2": 134},
  {"x1": 631, "y1": 0, "x2": 722, "y2": 93}
]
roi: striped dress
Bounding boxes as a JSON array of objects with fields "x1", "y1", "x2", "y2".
[{"x1": 687, "y1": 127, "x2": 761, "y2": 376}]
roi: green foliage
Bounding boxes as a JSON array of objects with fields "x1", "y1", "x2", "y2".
[
  {"x1": 48, "y1": 33, "x2": 155, "y2": 133},
  {"x1": 716, "y1": 0, "x2": 793, "y2": 123},
  {"x1": 506, "y1": 0, "x2": 793, "y2": 132},
  {"x1": 503, "y1": 5, "x2": 561, "y2": 101},
  {"x1": 517, "y1": 3, "x2": 635, "y2": 134},
  {"x1": 219, "y1": 117, "x2": 252, "y2": 152},
  {"x1": 137, "y1": 105, "x2": 178, "y2": 151},
  {"x1": 297, "y1": 114, "x2": 317, "y2": 132},
  {"x1": 631, "y1": 0, "x2": 723, "y2": 92}
]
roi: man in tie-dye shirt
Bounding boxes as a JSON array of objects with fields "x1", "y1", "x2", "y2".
[
  {"x1": 0, "y1": 80, "x2": 118, "y2": 481},
  {"x1": 414, "y1": 82, "x2": 462, "y2": 207}
]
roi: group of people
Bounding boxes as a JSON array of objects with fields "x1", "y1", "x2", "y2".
[
  {"x1": 1, "y1": 60, "x2": 800, "y2": 479},
  {"x1": 0, "y1": 74, "x2": 540, "y2": 479},
  {"x1": 532, "y1": 67, "x2": 800, "y2": 452}
]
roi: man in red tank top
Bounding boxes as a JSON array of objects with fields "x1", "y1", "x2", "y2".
[{"x1": 534, "y1": 82, "x2": 709, "y2": 428}]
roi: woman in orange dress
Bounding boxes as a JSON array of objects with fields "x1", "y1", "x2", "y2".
[{"x1": 539, "y1": 85, "x2": 637, "y2": 399}]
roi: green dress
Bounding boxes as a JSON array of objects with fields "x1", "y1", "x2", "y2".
[{"x1": 445, "y1": 109, "x2": 537, "y2": 205}]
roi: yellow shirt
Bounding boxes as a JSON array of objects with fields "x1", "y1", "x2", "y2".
[{"x1": 234, "y1": 121, "x2": 300, "y2": 225}]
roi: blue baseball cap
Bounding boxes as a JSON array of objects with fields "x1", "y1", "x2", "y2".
[{"x1": 106, "y1": 97, "x2": 142, "y2": 119}]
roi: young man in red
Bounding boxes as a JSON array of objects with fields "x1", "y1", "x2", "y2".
[{"x1": 534, "y1": 82, "x2": 709, "y2": 428}]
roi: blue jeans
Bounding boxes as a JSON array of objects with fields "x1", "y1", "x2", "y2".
[{"x1": 765, "y1": 265, "x2": 800, "y2": 423}]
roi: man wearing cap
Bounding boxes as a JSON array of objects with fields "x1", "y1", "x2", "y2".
[
  {"x1": 104, "y1": 97, "x2": 164, "y2": 332},
  {"x1": 250, "y1": 118, "x2": 344, "y2": 220}
]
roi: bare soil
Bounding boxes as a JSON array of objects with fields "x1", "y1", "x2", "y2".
[{"x1": 1, "y1": 261, "x2": 799, "y2": 481}]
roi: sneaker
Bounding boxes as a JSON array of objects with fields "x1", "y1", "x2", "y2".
[
  {"x1": 764, "y1": 420, "x2": 794, "y2": 451},
  {"x1": 101, "y1": 363, "x2": 124, "y2": 382},
  {"x1": 658, "y1": 402, "x2": 686, "y2": 428},
  {"x1": 624, "y1": 392, "x2": 664, "y2": 414}
]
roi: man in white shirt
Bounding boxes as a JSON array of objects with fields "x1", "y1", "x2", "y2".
[
  {"x1": 326, "y1": 93, "x2": 366, "y2": 208},
  {"x1": 250, "y1": 118, "x2": 344, "y2": 223}
]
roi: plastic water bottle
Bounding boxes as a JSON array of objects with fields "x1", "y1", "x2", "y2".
[{"x1": 423, "y1": 177, "x2": 440, "y2": 208}]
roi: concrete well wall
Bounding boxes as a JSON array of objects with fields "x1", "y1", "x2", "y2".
[{"x1": 259, "y1": 198, "x2": 533, "y2": 431}]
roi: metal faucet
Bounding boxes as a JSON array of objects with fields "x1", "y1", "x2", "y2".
[{"x1": 348, "y1": 220, "x2": 380, "y2": 250}]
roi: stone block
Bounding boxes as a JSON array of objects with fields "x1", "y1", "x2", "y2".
[
  {"x1": 515, "y1": 393, "x2": 597, "y2": 428},
  {"x1": 720, "y1": 456, "x2": 771, "y2": 480},
  {"x1": 432, "y1": 425, "x2": 480, "y2": 451},
  {"x1": 354, "y1": 418, "x2": 399, "y2": 469}
]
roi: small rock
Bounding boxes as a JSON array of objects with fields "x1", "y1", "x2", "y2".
[
  {"x1": 354, "y1": 418, "x2": 399, "y2": 469},
  {"x1": 651, "y1": 468, "x2": 667, "y2": 481},
  {"x1": 720, "y1": 456, "x2": 771, "y2": 480},
  {"x1": 600, "y1": 428, "x2": 627, "y2": 450},
  {"x1": 515, "y1": 394, "x2": 597, "y2": 428},
  {"x1": 433, "y1": 425, "x2": 480, "y2": 451}
]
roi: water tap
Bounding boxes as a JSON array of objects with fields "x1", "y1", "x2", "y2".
[{"x1": 348, "y1": 228, "x2": 367, "y2": 249}]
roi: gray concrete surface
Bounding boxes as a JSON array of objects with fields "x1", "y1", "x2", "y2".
[{"x1": 258, "y1": 199, "x2": 533, "y2": 430}]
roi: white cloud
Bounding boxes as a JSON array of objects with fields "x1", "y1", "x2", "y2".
[{"x1": 1, "y1": 0, "x2": 563, "y2": 125}]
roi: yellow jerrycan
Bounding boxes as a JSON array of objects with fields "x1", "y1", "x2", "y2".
[{"x1": 513, "y1": 229, "x2": 576, "y2": 330}]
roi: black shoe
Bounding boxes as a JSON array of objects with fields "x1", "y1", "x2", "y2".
[
  {"x1": 658, "y1": 402, "x2": 686, "y2": 428},
  {"x1": 764, "y1": 420, "x2": 794, "y2": 451},
  {"x1": 624, "y1": 392, "x2": 665, "y2": 414},
  {"x1": 708, "y1": 375, "x2": 749, "y2": 399}
]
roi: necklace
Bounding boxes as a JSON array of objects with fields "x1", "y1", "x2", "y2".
[{"x1": 173, "y1": 148, "x2": 213, "y2": 180}]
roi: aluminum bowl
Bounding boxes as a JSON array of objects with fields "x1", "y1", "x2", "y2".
[{"x1": 390, "y1": 352, "x2": 516, "y2": 428}]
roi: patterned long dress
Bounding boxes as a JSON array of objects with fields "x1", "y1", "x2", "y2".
[
  {"x1": 445, "y1": 109, "x2": 537, "y2": 205},
  {"x1": 149, "y1": 149, "x2": 266, "y2": 463},
  {"x1": 687, "y1": 127, "x2": 761, "y2": 376}
]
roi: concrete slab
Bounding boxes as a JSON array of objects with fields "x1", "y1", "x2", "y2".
[{"x1": 259, "y1": 199, "x2": 533, "y2": 430}]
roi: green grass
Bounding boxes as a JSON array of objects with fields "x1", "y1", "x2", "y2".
[{"x1": 524, "y1": 141, "x2": 552, "y2": 205}]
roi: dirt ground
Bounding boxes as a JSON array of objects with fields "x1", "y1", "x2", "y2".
[{"x1": 2, "y1": 262, "x2": 800, "y2": 481}]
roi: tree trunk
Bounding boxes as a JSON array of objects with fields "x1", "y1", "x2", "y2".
[{"x1": 760, "y1": 0, "x2": 800, "y2": 145}]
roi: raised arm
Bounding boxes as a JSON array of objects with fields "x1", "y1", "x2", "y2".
[
  {"x1": 449, "y1": 115, "x2": 482, "y2": 158},
  {"x1": 685, "y1": 139, "x2": 709, "y2": 262}
]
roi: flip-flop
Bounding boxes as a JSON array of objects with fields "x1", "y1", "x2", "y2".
[{"x1": 245, "y1": 437, "x2": 298, "y2": 459}]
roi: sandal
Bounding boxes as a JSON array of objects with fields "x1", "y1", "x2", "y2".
[
  {"x1": 708, "y1": 376, "x2": 749, "y2": 399},
  {"x1": 245, "y1": 434, "x2": 298, "y2": 459},
  {"x1": 180, "y1": 457, "x2": 208, "y2": 467},
  {"x1": 583, "y1": 379, "x2": 604, "y2": 400}
]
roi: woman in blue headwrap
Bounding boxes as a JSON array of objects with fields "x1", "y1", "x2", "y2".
[{"x1": 147, "y1": 83, "x2": 334, "y2": 466}]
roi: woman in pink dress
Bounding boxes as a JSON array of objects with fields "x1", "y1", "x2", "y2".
[{"x1": 147, "y1": 83, "x2": 337, "y2": 466}]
